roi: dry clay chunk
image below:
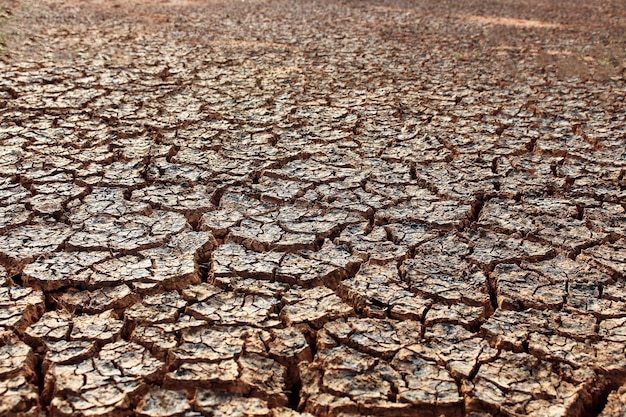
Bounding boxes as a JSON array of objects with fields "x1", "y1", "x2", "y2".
[
  {"x1": 0, "y1": 265, "x2": 6, "y2": 287},
  {"x1": 169, "y1": 326, "x2": 268, "y2": 366},
  {"x1": 384, "y1": 222, "x2": 439, "y2": 249},
  {"x1": 67, "y1": 187, "x2": 151, "y2": 224},
  {"x1": 391, "y1": 348, "x2": 462, "y2": 408},
  {"x1": 268, "y1": 326, "x2": 313, "y2": 369},
  {"x1": 68, "y1": 209, "x2": 188, "y2": 251},
  {"x1": 321, "y1": 317, "x2": 421, "y2": 360},
  {"x1": 130, "y1": 325, "x2": 179, "y2": 359},
  {"x1": 212, "y1": 243, "x2": 283, "y2": 280},
  {"x1": 481, "y1": 308, "x2": 596, "y2": 351},
  {"x1": 465, "y1": 350, "x2": 597, "y2": 417},
  {"x1": 480, "y1": 308, "x2": 625, "y2": 371},
  {"x1": 0, "y1": 179, "x2": 29, "y2": 206},
  {"x1": 23, "y1": 231, "x2": 214, "y2": 291},
  {"x1": 25, "y1": 310, "x2": 123, "y2": 347},
  {"x1": 199, "y1": 209, "x2": 245, "y2": 237},
  {"x1": 424, "y1": 302, "x2": 487, "y2": 329},
  {"x1": 585, "y1": 203, "x2": 626, "y2": 238},
  {"x1": 126, "y1": 291, "x2": 187, "y2": 327},
  {"x1": 492, "y1": 263, "x2": 566, "y2": 310},
  {"x1": 401, "y1": 234, "x2": 490, "y2": 307},
  {"x1": 138, "y1": 231, "x2": 216, "y2": 287},
  {"x1": 194, "y1": 390, "x2": 272, "y2": 417},
  {"x1": 0, "y1": 375, "x2": 40, "y2": 417},
  {"x1": 375, "y1": 196, "x2": 473, "y2": 230},
  {"x1": 465, "y1": 229, "x2": 554, "y2": 268},
  {"x1": 58, "y1": 284, "x2": 139, "y2": 314},
  {"x1": 22, "y1": 251, "x2": 111, "y2": 291},
  {"x1": 131, "y1": 183, "x2": 217, "y2": 216},
  {"x1": 0, "y1": 203, "x2": 31, "y2": 233},
  {"x1": 227, "y1": 219, "x2": 317, "y2": 252},
  {"x1": 414, "y1": 323, "x2": 497, "y2": 379},
  {"x1": 277, "y1": 242, "x2": 360, "y2": 287},
  {"x1": 280, "y1": 287, "x2": 353, "y2": 329},
  {"x1": 0, "y1": 220, "x2": 72, "y2": 266},
  {"x1": 186, "y1": 288, "x2": 281, "y2": 326},
  {"x1": 477, "y1": 197, "x2": 578, "y2": 235},
  {"x1": 300, "y1": 343, "x2": 462, "y2": 416},
  {"x1": 579, "y1": 240, "x2": 626, "y2": 278},
  {"x1": 166, "y1": 352, "x2": 288, "y2": 407},
  {"x1": 0, "y1": 340, "x2": 37, "y2": 383},
  {"x1": 42, "y1": 340, "x2": 96, "y2": 374},
  {"x1": 273, "y1": 205, "x2": 363, "y2": 240},
  {"x1": 532, "y1": 216, "x2": 607, "y2": 253},
  {"x1": 0, "y1": 285, "x2": 45, "y2": 334},
  {"x1": 519, "y1": 255, "x2": 622, "y2": 316},
  {"x1": 28, "y1": 182, "x2": 86, "y2": 215},
  {"x1": 210, "y1": 276, "x2": 290, "y2": 298},
  {"x1": 335, "y1": 224, "x2": 409, "y2": 264},
  {"x1": 413, "y1": 160, "x2": 498, "y2": 200},
  {"x1": 299, "y1": 345, "x2": 406, "y2": 416},
  {"x1": 136, "y1": 387, "x2": 191, "y2": 417},
  {"x1": 338, "y1": 262, "x2": 430, "y2": 320},
  {"x1": 252, "y1": 176, "x2": 311, "y2": 203},
  {"x1": 265, "y1": 158, "x2": 358, "y2": 184},
  {"x1": 45, "y1": 341, "x2": 164, "y2": 417},
  {"x1": 65, "y1": 187, "x2": 190, "y2": 251}
]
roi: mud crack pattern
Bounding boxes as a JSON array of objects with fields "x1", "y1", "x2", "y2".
[{"x1": 0, "y1": 0, "x2": 625, "y2": 416}]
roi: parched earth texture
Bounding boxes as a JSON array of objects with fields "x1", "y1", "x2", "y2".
[{"x1": 0, "y1": 0, "x2": 625, "y2": 416}]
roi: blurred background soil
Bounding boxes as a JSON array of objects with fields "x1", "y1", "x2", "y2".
[{"x1": 0, "y1": 0, "x2": 624, "y2": 82}]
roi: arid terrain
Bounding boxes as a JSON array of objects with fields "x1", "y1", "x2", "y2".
[{"x1": 0, "y1": 0, "x2": 625, "y2": 416}]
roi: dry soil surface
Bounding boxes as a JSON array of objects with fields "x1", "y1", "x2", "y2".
[{"x1": 0, "y1": 0, "x2": 625, "y2": 416}]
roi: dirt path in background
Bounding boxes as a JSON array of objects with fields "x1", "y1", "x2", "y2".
[{"x1": 0, "y1": 1, "x2": 625, "y2": 416}]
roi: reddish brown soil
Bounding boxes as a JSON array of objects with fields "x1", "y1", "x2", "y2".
[{"x1": 0, "y1": 0, "x2": 625, "y2": 416}]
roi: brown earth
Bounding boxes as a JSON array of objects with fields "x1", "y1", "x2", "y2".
[{"x1": 0, "y1": 0, "x2": 625, "y2": 416}]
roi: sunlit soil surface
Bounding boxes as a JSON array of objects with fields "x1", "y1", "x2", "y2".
[{"x1": 0, "y1": 0, "x2": 625, "y2": 415}]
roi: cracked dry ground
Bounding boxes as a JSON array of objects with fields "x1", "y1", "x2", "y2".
[{"x1": 0, "y1": 0, "x2": 625, "y2": 416}]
